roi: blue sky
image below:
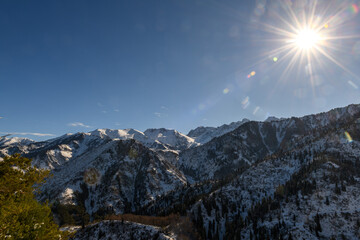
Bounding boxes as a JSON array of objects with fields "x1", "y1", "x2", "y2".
[{"x1": 1, "y1": 0, "x2": 360, "y2": 140}]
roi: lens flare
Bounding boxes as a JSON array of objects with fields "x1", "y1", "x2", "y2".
[
  {"x1": 253, "y1": 106, "x2": 260, "y2": 115},
  {"x1": 344, "y1": 131, "x2": 353, "y2": 142},
  {"x1": 198, "y1": 103, "x2": 206, "y2": 110},
  {"x1": 247, "y1": 71, "x2": 256, "y2": 79},
  {"x1": 350, "y1": 3, "x2": 359, "y2": 14},
  {"x1": 128, "y1": 148, "x2": 138, "y2": 159},
  {"x1": 84, "y1": 168, "x2": 101, "y2": 186},
  {"x1": 348, "y1": 80, "x2": 358, "y2": 89},
  {"x1": 242, "y1": 96, "x2": 250, "y2": 109}
]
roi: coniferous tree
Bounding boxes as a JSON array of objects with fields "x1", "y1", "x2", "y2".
[
  {"x1": 0, "y1": 154, "x2": 69, "y2": 239},
  {"x1": 325, "y1": 196, "x2": 330, "y2": 205},
  {"x1": 334, "y1": 182, "x2": 341, "y2": 195},
  {"x1": 288, "y1": 232, "x2": 293, "y2": 240},
  {"x1": 315, "y1": 213, "x2": 322, "y2": 237}
]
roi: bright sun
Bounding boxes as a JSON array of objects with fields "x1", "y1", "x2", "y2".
[
  {"x1": 255, "y1": 0, "x2": 360, "y2": 100},
  {"x1": 295, "y1": 28, "x2": 321, "y2": 50}
]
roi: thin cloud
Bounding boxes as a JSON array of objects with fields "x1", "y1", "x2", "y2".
[
  {"x1": 154, "y1": 112, "x2": 168, "y2": 118},
  {"x1": 0, "y1": 117, "x2": 3, "y2": 119},
  {"x1": 0, "y1": 132, "x2": 55, "y2": 137},
  {"x1": 160, "y1": 106, "x2": 168, "y2": 110},
  {"x1": 68, "y1": 122, "x2": 92, "y2": 128}
]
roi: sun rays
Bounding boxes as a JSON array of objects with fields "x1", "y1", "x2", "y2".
[{"x1": 260, "y1": 0, "x2": 360, "y2": 88}]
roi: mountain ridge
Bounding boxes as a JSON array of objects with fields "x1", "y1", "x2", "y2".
[{"x1": 1, "y1": 103, "x2": 360, "y2": 239}]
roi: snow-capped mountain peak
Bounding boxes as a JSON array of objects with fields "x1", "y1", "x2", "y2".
[
  {"x1": 187, "y1": 118, "x2": 250, "y2": 144},
  {"x1": 0, "y1": 137, "x2": 35, "y2": 146}
]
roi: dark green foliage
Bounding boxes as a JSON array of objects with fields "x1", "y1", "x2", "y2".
[
  {"x1": 0, "y1": 154, "x2": 68, "y2": 239},
  {"x1": 52, "y1": 183, "x2": 91, "y2": 227},
  {"x1": 52, "y1": 202, "x2": 90, "y2": 227}
]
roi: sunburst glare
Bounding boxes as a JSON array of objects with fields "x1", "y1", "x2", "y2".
[
  {"x1": 294, "y1": 28, "x2": 321, "y2": 49},
  {"x1": 260, "y1": 0, "x2": 360, "y2": 89}
]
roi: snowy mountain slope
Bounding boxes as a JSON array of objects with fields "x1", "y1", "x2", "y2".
[
  {"x1": 28, "y1": 133, "x2": 113, "y2": 169},
  {"x1": 187, "y1": 119, "x2": 249, "y2": 144},
  {"x1": 221, "y1": 151, "x2": 360, "y2": 240},
  {"x1": 39, "y1": 139, "x2": 187, "y2": 214},
  {"x1": 0, "y1": 136, "x2": 35, "y2": 147},
  {"x1": 178, "y1": 104, "x2": 360, "y2": 182},
  {"x1": 0, "y1": 137, "x2": 36, "y2": 160},
  {"x1": 72, "y1": 220, "x2": 174, "y2": 240},
  {"x1": 179, "y1": 118, "x2": 307, "y2": 182},
  {"x1": 91, "y1": 128, "x2": 198, "y2": 150},
  {"x1": 0, "y1": 127, "x2": 198, "y2": 169},
  {"x1": 144, "y1": 128, "x2": 198, "y2": 149},
  {"x1": 68, "y1": 127, "x2": 196, "y2": 150},
  {"x1": 0, "y1": 132, "x2": 113, "y2": 168},
  {"x1": 253, "y1": 157, "x2": 360, "y2": 240},
  {"x1": 187, "y1": 105, "x2": 360, "y2": 239}
]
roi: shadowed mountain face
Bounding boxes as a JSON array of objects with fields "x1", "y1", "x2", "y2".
[
  {"x1": 184, "y1": 105, "x2": 360, "y2": 240},
  {"x1": 39, "y1": 139, "x2": 186, "y2": 214},
  {"x1": 1, "y1": 104, "x2": 360, "y2": 239},
  {"x1": 178, "y1": 104, "x2": 360, "y2": 181},
  {"x1": 187, "y1": 119, "x2": 250, "y2": 144}
]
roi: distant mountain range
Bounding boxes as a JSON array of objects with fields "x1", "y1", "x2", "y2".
[{"x1": 1, "y1": 104, "x2": 360, "y2": 239}]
